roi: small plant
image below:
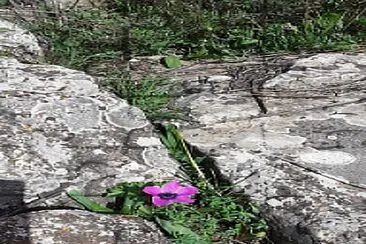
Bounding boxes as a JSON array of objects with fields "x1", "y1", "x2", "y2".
[
  {"x1": 106, "y1": 72, "x2": 181, "y2": 120},
  {"x1": 68, "y1": 124, "x2": 268, "y2": 243},
  {"x1": 0, "y1": 0, "x2": 9, "y2": 7},
  {"x1": 259, "y1": 13, "x2": 358, "y2": 52},
  {"x1": 162, "y1": 55, "x2": 182, "y2": 69}
]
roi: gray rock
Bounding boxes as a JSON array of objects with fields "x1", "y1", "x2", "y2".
[
  {"x1": 0, "y1": 56, "x2": 178, "y2": 211},
  {"x1": 8, "y1": 0, "x2": 104, "y2": 8},
  {"x1": 0, "y1": 21, "x2": 178, "y2": 241},
  {"x1": 0, "y1": 19, "x2": 43, "y2": 63},
  {"x1": 177, "y1": 53, "x2": 366, "y2": 244},
  {"x1": 44, "y1": 0, "x2": 107, "y2": 9},
  {"x1": 206, "y1": 75, "x2": 232, "y2": 83},
  {"x1": 0, "y1": 210, "x2": 169, "y2": 243}
]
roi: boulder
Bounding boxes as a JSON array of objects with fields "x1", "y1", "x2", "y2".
[
  {"x1": 0, "y1": 18, "x2": 43, "y2": 63},
  {"x1": 177, "y1": 53, "x2": 366, "y2": 244},
  {"x1": 0, "y1": 19, "x2": 175, "y2": 243},
  {"x1": 43, "y1": 0, "x2": 108, "y2": 9},
  {"x1": 0, "y1": 210, "x2": 169, "y2": 243},
  {"x1": 6, "y1": 0, "x2": 107, "y2": 9},
  {"x1": 0, "y1": 56, "x2": 178, "y2": 211}
]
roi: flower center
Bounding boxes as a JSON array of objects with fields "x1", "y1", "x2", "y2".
[{"x1": 158, "y1": 192, "x2": 177, "y2": 200}]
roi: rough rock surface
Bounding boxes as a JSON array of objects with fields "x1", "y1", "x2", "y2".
[
  {"x1": 44, "y1": 0, "x2": 108, "y2": 9},
  {"x1": 0, "y1": 18, "x2": 43, "y2": 63},
  {"x1": 0, "y1": 57, "x2": 177, "y2": 207},
  {"x1": 0, "y1": 20, "x2": 174, "y2": 243},
  {"x1": 175, "y1": 53, "x2": 366, "y2": 244},
  {"x1": 10, "y1": 0, "x2": 108, "y2": 9},
  {"x1": 0, "y1": 210, "x2": 169, "y2": 244}
]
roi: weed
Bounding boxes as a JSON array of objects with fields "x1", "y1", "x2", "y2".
[
  {"x1": 27, "y1": 1, "x2": 364, "y2": 65},
  {"x1": 162, "y1": 55, "x2": 182, "y2": 69},
  {"x1": 106, "y1": 72, "x2": 182, "y2": 120},
  {"x1": 0, "y1": 50, "x2": 10, "y2": 57},
  {"x1": 28, "y1": 7, "x2": 128, "y2": 69},
  {"x1": 0, "y1": 0, "x2": 9, "y2": 8},
  {"x1": 259, "y1": 13, "x2": 358, "y2": 52}
]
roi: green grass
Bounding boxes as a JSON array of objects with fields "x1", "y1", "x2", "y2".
[
  {"x1": 0, "y1": 0, "x2": 9, "y2": 8},
  {"x1": 106, "y1": 72, "x2": 182, "y2": 120},
  {"x1": 260, "y1": 13, "x2": 359, "y2": 52},
  {"x1": 28, "y1": 1, "x2": 364, "y2": 64}
]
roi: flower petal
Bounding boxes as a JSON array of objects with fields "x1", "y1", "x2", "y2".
[
  {"x1": 174, "y1": 195, "x2": 195, "y2": 204},
  {"x1": 161, "y1": 180, "x2": 181, "y2": 193},
  {"x1": 143, "y1": 186, "x2": 161, "y2": 196},
  {"x1": 176, "y1": 185, "x2": 199, "y2": 196},
  {"x1": 152, "y1": 196, "x2": 173, "y2": 206}
]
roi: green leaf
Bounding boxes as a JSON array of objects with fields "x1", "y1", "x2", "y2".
[
  {"x1": 121, "y1": 196, "x2": 134, "y2": 214},
  {"x1": 0, "y1": 0, "x2": 9, "y2": 7},
  {"x1": 240, "y1": 38, "x2": 259, "y2": 46},
  {"x1": 191, "y1": 47, "x2": 208, "y2": 59},
  {"x1": 137, "y1": 205, "x2": 153, "y2": 218},
  {"x1": 0, "y1": 27, "x2": 9, "y2": 33},
  {"x1": 161, "y1": 124, "x2": 179, "y2": 151},
  {"x1": 163, "y1": 55, "x2": 181, "y2": 68},
  {"x1": 155, "y1": 217, "x2": 207, "y2": 242},
  {"x1": 255, "y1": 231, "x2": 267, "y2": 239},
  {"x1": 105, "y1": 190, "x2": 124, "y2": 198},
  {"x1": 67, "y1": 190, "x2": 114, "y2": 213},
  {"x1": 357, "y1": 17, "x2": 366, "y2": 26}
]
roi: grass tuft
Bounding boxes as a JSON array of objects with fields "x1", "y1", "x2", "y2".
[{"x1": 106, "y1": 72, "x2": 181, "y2": 120}]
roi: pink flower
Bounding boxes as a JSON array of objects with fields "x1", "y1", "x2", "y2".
[{"x1": 143, "y1": 180, "x2": 199, "y2": 207}]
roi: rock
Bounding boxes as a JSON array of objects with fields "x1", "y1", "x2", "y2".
[
  {"x1": 176, "y1": 53, "x2": 366, "y2": 244},
  {"x1": 0, "y1": 56, "x2": 178, "y2": 211},
  {"x1": 44, "y1": 0, "x2": 109, "y2": 9},
  {"x1": 0, "y1": 210, "x2": 169, "y2": 243},
  {"x1": 8, "y1": 0, "x2": 107, "y2": 9},
  {"x1": 0, "y1": 19, "x2": 43, "y2": 63},
  {"x1": 0, "y1": 18, "x2": 178, "y2": 242},
  {"x1": 206, "y1": 75, "x2": 232, "y2": 83}
]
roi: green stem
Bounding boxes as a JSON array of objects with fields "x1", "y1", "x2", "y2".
[{"x1": 175, "y1": 129, "x2": 221, "y2": 196}]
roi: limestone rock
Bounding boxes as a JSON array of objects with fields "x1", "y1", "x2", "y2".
[
  {"x1": 0, "y1": 15, "x2": 177, "y2": 243},
  {"x1": 0, "y1": 210, "x2": 169, "y2": 243},
  {"x1": 177, "y1": 53, "x2": 366, "y2": 244},
  {"x1": 44, "y1": 0, "x2": 108, "y2": 9},
  {"x1": 0, "y1": 56, "x2": 178, "y2": 213},
  {"x1": 0, "y1": 38, "x2": 178, "y2": 243},
  {"x1": 8, "y1": 0, "x2": 107, "y2": 9},
  {"x1": 0, "y1": 19, "x2": 43, "y2": 63}
]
